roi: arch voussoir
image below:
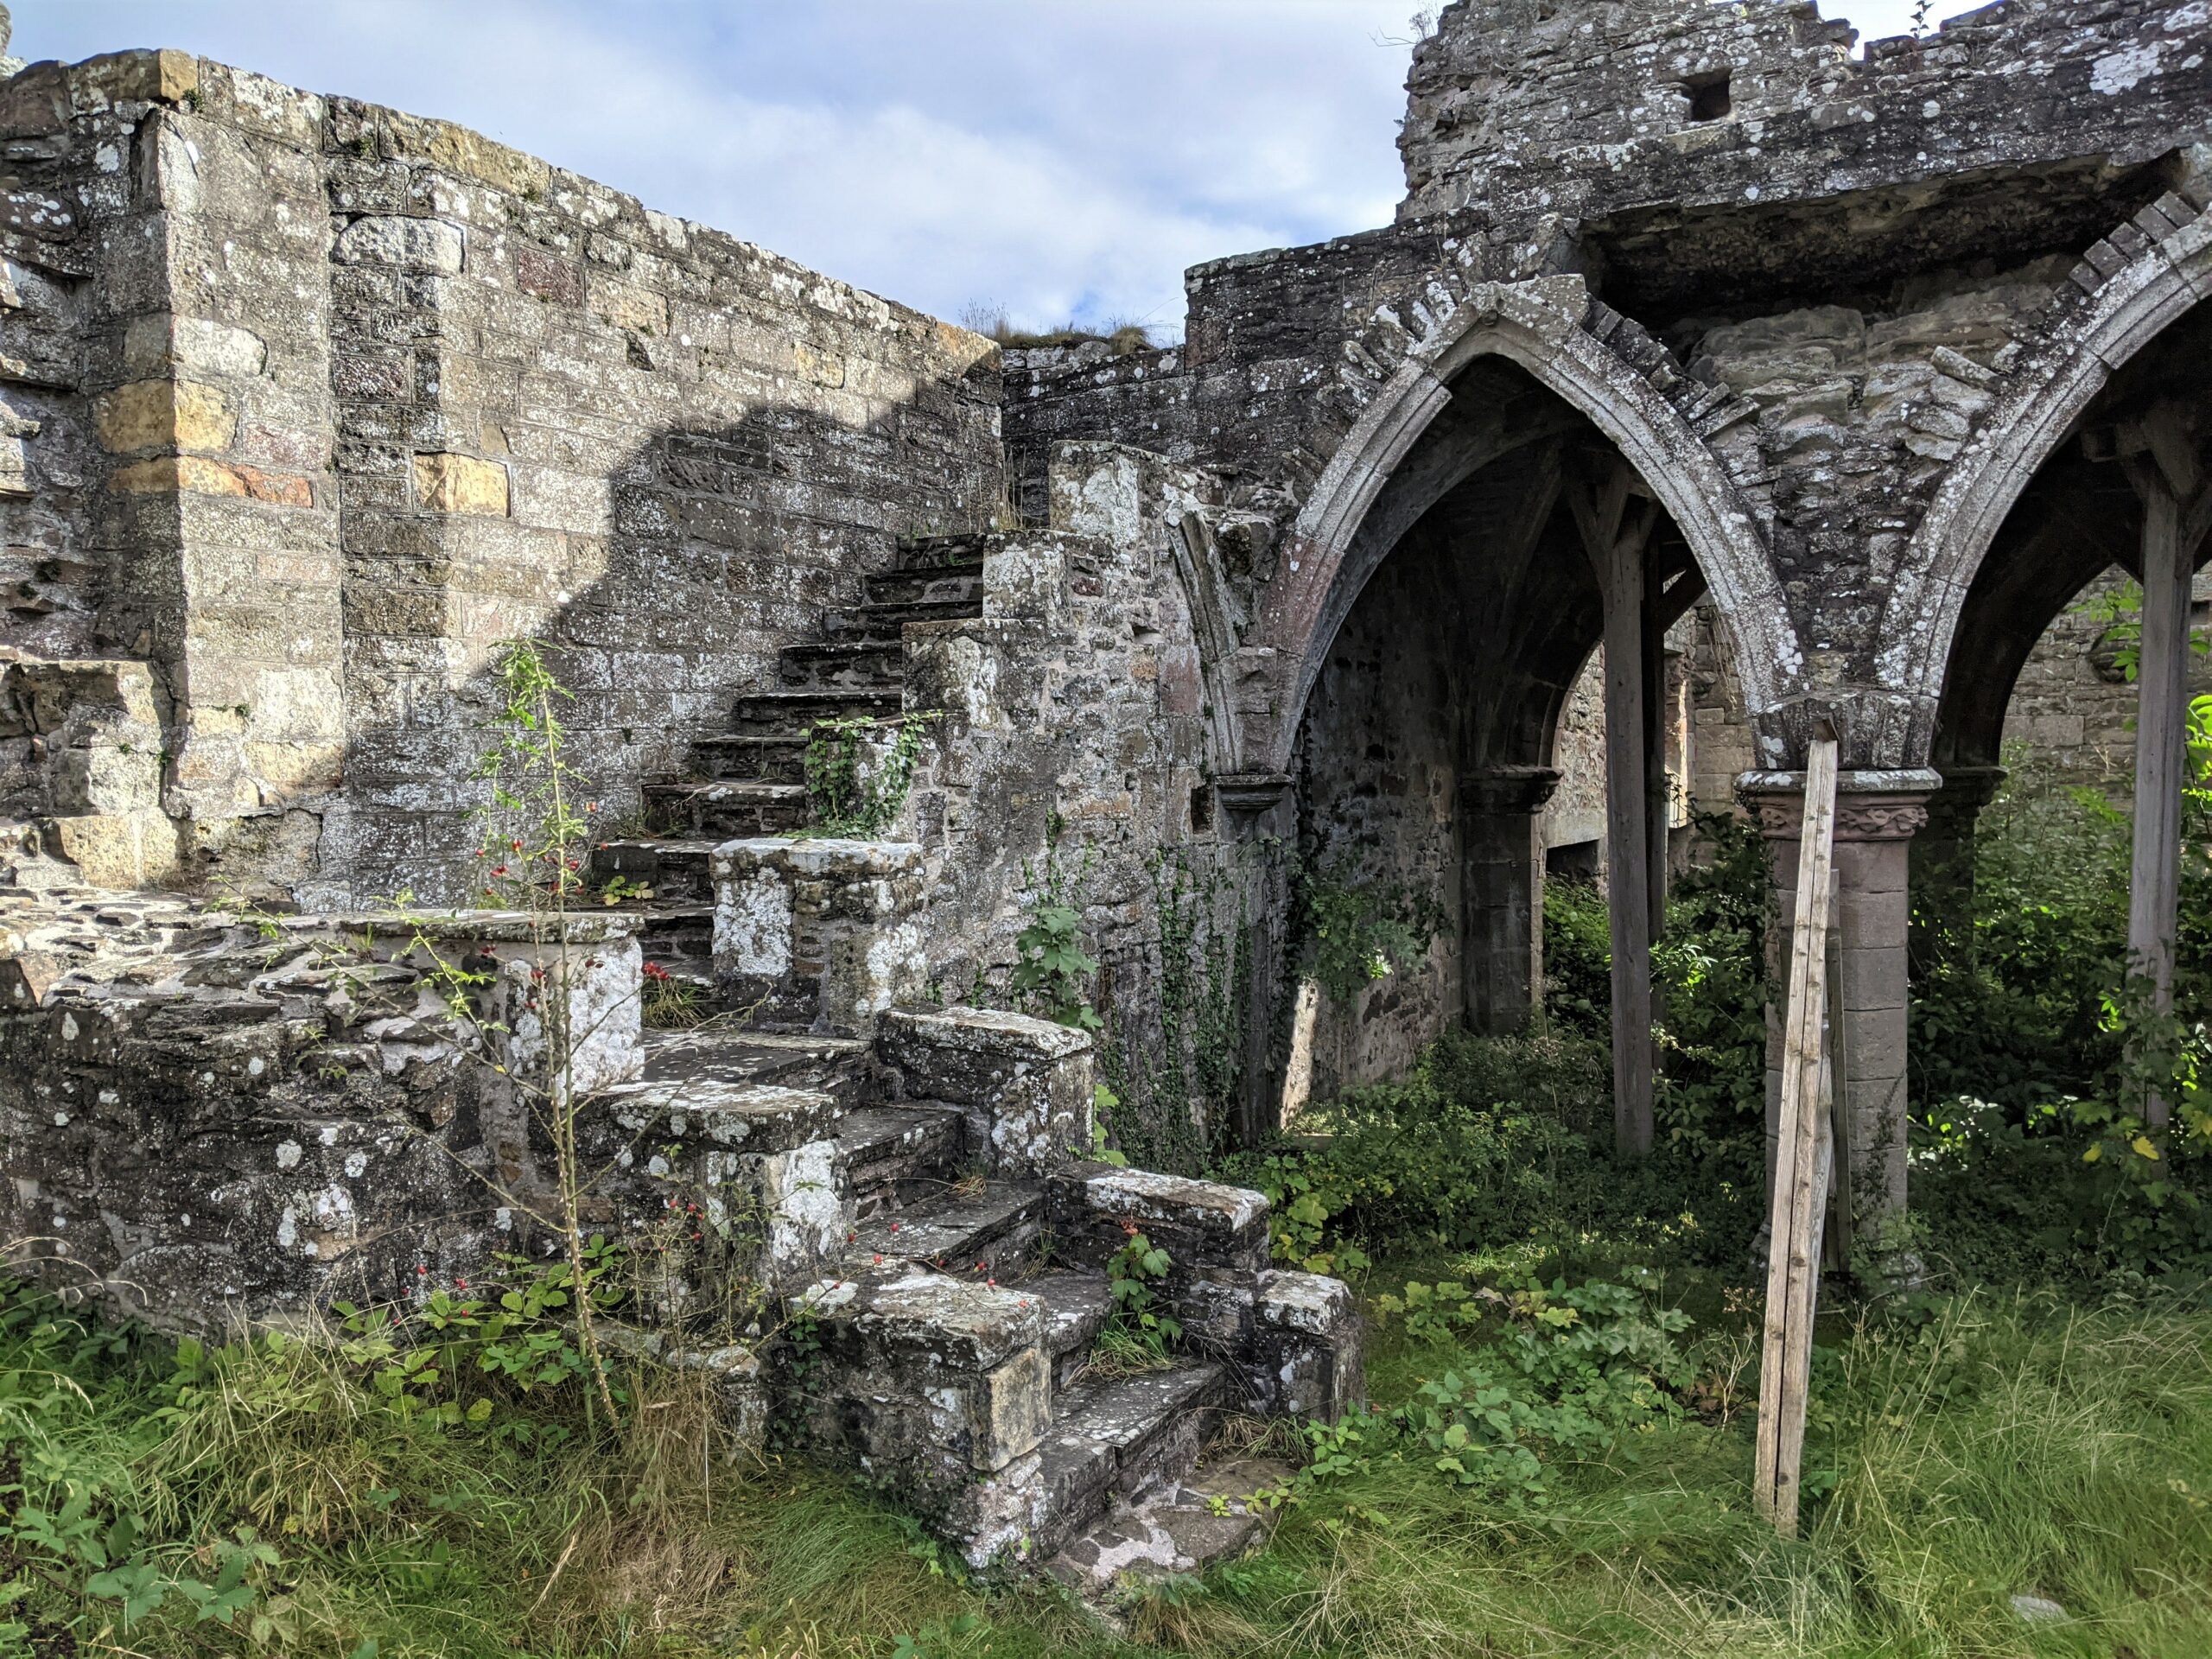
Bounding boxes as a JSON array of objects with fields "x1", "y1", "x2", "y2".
[
  {"x1": 1245, "y1": 272, "x2": 1802, "y2": 779},
  {"x1": 1882, "y1": 200, "x2": 2212, "y2": 714}
]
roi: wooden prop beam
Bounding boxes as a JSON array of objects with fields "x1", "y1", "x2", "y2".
[
  {"x1": 1754, "y1": 733, "x2": 1839, "y2": 1537},
  {"x1": 1567, "y1": 459, "x2": 1662, "y2": 1158},
  {"x1": 2119, "y1": 404, "x2": 2204, "y2": 1128}
]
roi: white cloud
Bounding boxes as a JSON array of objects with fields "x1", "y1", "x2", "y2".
[{"x1": 16, "y1": 0, "x2": 1993, "y2": 335}]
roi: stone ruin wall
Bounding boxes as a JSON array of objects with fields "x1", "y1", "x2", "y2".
[
  {"x1": 1004, "y1": 0, "x2": 2212, "y2": 1093},
  {"x1": 1, "y1": 0, "x2": 2207, "y2": 1160},
  {"x1": 0, "y1": 45, "x2": 1006, "y2": 910}
]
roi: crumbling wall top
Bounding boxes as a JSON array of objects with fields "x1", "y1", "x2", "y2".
[{"x1": 1399, "y1": 0, "x2": 2212, "y2": 233}]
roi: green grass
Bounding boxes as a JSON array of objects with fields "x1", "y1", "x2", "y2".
[{"x1": 6, "y1": 1272, "x2": 2209, "y2": 1658}]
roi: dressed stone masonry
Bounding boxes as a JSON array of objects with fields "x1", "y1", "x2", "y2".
[{"x1": 3, "y1": 0, "x2": 2210, "y2": 1585}]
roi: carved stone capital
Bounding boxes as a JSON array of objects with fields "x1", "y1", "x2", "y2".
[
  {"x1": 1215, "y1": 772, "x2": 1296, "y2": 839},
  {"x1": 1930, "y1": 763, "x2": 2008, "y2": 813},
  {"x1": 1737, "y1": 771, "x2": 1935, "y2": 843},
  {"x1": 1458, "y1": 765, "x2": 1561, "y2": 816}
]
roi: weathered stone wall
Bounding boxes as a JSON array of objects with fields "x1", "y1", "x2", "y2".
[
  {"x1": 1292, "y1": 531, "x2": 1460, "y2": 1095},
  {"x1": 2000, "y1": 567, "x2": 2212, "y2": 794},
  {"x1": 0, "y1": 44, "x2": 1004, "y2": 907},
  {"x1": 1401, "y1": 0, "x2": 2204, "y2": 232},
  {"x1": 1003, "y1": 0, "x2": 2212, "y2": 774},
  {"x1": 901, "y1": 445, "x2": 1242, "y2": 1146},
  {"x1": 0, "y1": 893, "x2": 644, "y2": 1331},
  {"x1": 309, "y1": 89, "x2": 1002, "y2": 906}
]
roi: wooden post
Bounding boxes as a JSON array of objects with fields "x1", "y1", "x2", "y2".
[
  {"x1": 1643, "y1": 586, "x2": 1672, "y2": 943},
  {"x1": 1567, "y1": 460, "x2": 1661, "y2": 1159},
  {"x1": 2120, "y1": 407, "x2": 2201, "y2": 1130},
  {"x1": 2126, "y1": 468, "x2": 2186, "y2": 1127},
  {"x1": 1754, "y1": 733, "x2": 1840, "y2": 1537},
  {"x1": 1602, "y1": 526, "x2": 1655, "y2": 1157}
]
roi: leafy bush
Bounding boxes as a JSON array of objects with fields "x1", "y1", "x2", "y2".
[
  {"x1": 1294, "y1": 860, "x2": 1447, "y2": 1005},
  {"x1": 1904, "y1": 752, "x2": 2212, "y2": 1285},
  {"x1": 1219, "y1": 1049, "x2": 1579, "y2": 1274},
  {"x1": 1218, "y1": 1026, "x2": 1763, "y2": 1276},
  {"x1": 1543, "y1": 814, "x2": 1770, "y2": 1167},
  {"x1": 1289, "y1": 1269, "x2": 1696, "y2": 1504},
  {"x1": 1911, "y1": 761, "x2": 2136, "y2": 1113}
]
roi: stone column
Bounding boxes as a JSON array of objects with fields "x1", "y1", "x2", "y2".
[
  {"x1": 1909, "y1": 764, "x2": 2005, "y2": 975},
  {"x1": 1458, "y1": 766, "x2": 1560, "y2": 1035},
  {"x1": 1217, "y1": 772, "x2": 1298, "y2": 1147},
  {"x1": 1740, "y1": 771, "x2": 1933, "y2": 1240}
]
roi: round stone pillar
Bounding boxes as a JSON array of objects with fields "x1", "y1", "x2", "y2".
[
  {"x1": 1738, "y1": 770, "x2": 1934, "y2": 1242},
  {"x1": 1458, "y1": 766, "x2": 1560, "y2": 1035}
]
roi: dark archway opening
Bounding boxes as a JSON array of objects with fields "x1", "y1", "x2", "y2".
[
  {"x1": 1283, "y1": 357, "x2": 1720, "y2": 1154},
  {"x1": 1920, "y1": 300, "x2": 2212, "y2": 1128}
]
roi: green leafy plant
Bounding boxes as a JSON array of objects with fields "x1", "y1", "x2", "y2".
[
  {"x1": 1012, "y1": 902, "x2": 1101, "y2": 1031},
  {"x1": 1295, "y1": 860, "x2": 1446, "y2": 1004},
  {"x1": 1093, "y1": 1220, "x2": 1180, "y2": 1374},
  {"x1": 594, "y1": 872, "x2": 652, "y2": 906},
  {"x1": 802, "y1": 710, "x2": 939, "y2": 836}
]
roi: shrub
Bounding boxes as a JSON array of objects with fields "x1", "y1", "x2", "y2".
[{"x1": 1217, "y1": 1026, "x2": 1762, "y2": 1277}]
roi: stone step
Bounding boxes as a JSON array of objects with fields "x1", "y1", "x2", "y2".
[
  {"x1": 728, "y1": 687, "x2": 903, "y2": 741},
  {"x1": 593, "y1": 836, "x2": 715, "y2": 902},
  {"x1": 1046, "y1": 1452, "x2": 1287, "y2": 1599},
  {"x1": 644, "y1": 1027, "x2": 872, "y2": 1102},
  {"x1": 778, "y1": 639, "x2": 906, "y2": 690},
  {"x1": 893, "y1": 531, "x2": 991, "y2": 571},
  {"x1": 833, "y1": 1103, "x2": 967, "y2": 1212},
  {"x1": 1027, "y1": 1361, "x2": 1232, "y2": 1561},
  {"x1": 863, "y1": 566, "x2": 985, "y2": 610},
  {"x1": 821, "y1": 594, "x2": 983, "y2": 640},
  {"x1": 1020, "y1": 1268, "x2": 1116, "y2": 1390},
  {"x1": 690, "y1": 734, "x2": 807, "y2": 784},
  {"x1": 855, "y1": 1178, "x2": 1044, "y2": 1278},
  {"x1": 645, "y1": 779, "x2": 810, "y2": 836},
  {"x1": 597, "y1": 1072, "x2": 841, "y2": 1160}
]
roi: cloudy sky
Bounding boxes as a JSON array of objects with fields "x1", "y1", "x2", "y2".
[{"x1": 19, "y1": 1, "x2": 1982, "y2": 337}]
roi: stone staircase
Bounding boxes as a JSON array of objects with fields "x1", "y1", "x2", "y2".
[
  {"x1": 575, "y1": 531, "x2": 1363, "y2": 1589},
  {"x1": 593, "y1": 535, "x2": 989, "y2": 991},
  {"x1": 589, "y1": 1002, "x2": 1363, "y2": 1586}
]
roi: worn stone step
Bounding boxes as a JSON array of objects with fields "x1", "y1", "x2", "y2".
[
  {"x1": 1046, "y1": 1451, "x2": 1287, "y2": 1599},
  {"x1": 822, "y1": 594, "x2": 983, "y2": 640},
  {"x1": 645, "y1": 779, "x2": 810, "y2": 836},
  {"x1": 595, "y1": 1072, "x2": 840, "y2": 1160},
  {"x1": 893, "y1": 532, "x2": 990, "y2": 570},
  {"x1": 855, "y1": 1179, "x2": 1044, "y2": 1277},
  {"x1": 1027, "y1": 1362, "x2": 1232, "y2": 1560},
  {"x1": 690, "y1": 734, "x2": 807, "y2": 784},
  {"x1": 834, "y1": 1103, "x2": 967, "y2": 1211},
  {"x1": 863, "y1": 566, "x2": 985, "y2": 609},
  {"x1": 728, "y1": 687, "x2": 903, "y2": 740},
  {"x1": 778, "y1": 639, "x2": 906, "y2": 690},
  {"x1": 1020, "y1": 1268, "x2": 1116, "y2": 1389},
  {"x1": 592, "y1": 836, "x2": 715, "y2": 902},
  {"x1": 645, "y1": 1027, "x2": 872, "y2": 1102}
]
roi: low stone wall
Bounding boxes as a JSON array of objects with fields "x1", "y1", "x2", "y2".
[{"x1": 1, "y1": 894, "x2": 641, "y2": 1331}]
